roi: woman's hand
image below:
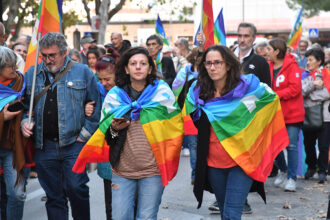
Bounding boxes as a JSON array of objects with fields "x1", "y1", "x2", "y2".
[
  {"x1": 314, "y1": 80, "x2": 324, "y2": 87},
  {"x1": 111, "y1": 119, "x2": 130, "y2": 131},
  {"x1": 85, "y1": 101, "x2": 95, "y2": 117},
  {"x1": 3, "y1": 104, "x2": 21, "y2": 121}
]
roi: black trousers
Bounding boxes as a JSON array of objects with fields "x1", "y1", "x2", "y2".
[
  {"x1": 303, "y1": 122, "x2": 330, "y2": 173},
  {"x1": 104, "y1": 179, "x2": 112, "y2": 220}
]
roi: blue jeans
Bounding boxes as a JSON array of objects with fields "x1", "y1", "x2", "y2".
[
  {"x1": 182, "y1": 135, "x2": 197, "y2": 179},
  {"x1": 0, "y1": 149, "x2": 25, "y2": 220},
  {"x1": 111, "y1": 174, "x2": 164, "y2": 220},
  {"x1": 208, "y1": 166, "x2": 253, "y2": 220},
  {"x1": 35, "y1": 140, "x2": 90, "y2": 220},
  {"x1": 275, "y1": 125, "x2": 300, "y2": 180}
]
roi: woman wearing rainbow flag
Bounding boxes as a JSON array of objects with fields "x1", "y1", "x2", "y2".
[
  {"x1": 73, "y1": 47, "x2": 184, "y2": 220},
  {"x1": 0, "y1": 47, "x2": 26, "y2": 220},
  {"x1": 183, "y1": 45, "x2": 288, "y2": 219}
]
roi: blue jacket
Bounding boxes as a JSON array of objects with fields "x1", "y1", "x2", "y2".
[{"x1": 22, "y1": 57, "x2": 101, "y2": 149}]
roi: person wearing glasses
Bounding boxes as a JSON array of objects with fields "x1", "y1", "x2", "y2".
[
  {"x1": 185, "y1": 45, "x2": 287, "y2": 220},
  {"x1": 21, "y1": 32, "x2": 101, "y2": 220}
]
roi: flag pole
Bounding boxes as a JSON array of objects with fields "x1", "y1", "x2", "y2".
[
  {"x1": 199, "y1": 0, "x2": 203, "y2": 33},
  {"x1": 28, "y1": 32, "x2": 41, "y2": 125}
]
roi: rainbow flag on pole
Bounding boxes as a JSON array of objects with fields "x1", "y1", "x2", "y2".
[
  {"x1": 287, "y1": 6, "x2": 303, "y2": 51},
  {"x1": 24, "y1": 0, "x2": 62, "y2": 73},
  {"x1": 183, "y1": 74, "x2": 289, "y2": 182},
  {"x1": 155, "y1": 14, "x2": 169, "y2": 46},
  {"x1": 214, "y1": 8, "x2": 226, "y2": 46},
  {"x1": 73, "y1": 80, "x2": 184, "y2": 186},
  {"x1": 202, "y1": 0, "x2": 214, "y2": 49}
]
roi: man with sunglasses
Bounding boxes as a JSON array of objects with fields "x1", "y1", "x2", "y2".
[{"x1": 21, "y1": 32, "x2": 101, "y2": 220}]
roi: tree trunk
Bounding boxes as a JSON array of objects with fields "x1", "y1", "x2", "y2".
[
  {"x1": 5, "y1": 0, "x2": 20, "y2": 35},
  {"x1": 98, "y1": 0, "x2": 110, "y2": 44}
]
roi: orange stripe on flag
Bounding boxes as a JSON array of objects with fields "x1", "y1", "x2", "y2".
[{"x1": 150, "y1": 135, "x2": 183, "y2": 165}]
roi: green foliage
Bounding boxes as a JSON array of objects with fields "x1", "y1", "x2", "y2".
[{"x1": 286, "y1": 0, "x2": 330, "y2": 17}]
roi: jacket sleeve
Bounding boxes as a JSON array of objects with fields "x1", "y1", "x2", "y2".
[
  {"x1": 302, "y1": 77, "x2": 315, "y2": 97},
  {"x1": 164, "y1": 58, "x2": 176, "y2": 88},
  {"x1": 276, "y1": 64, "x2": 302, "y2": 101},
  {"x1": 256, "y1": 59, "x2": 271, "y2": 86},
  {"x1": 79, "y1": 69, "x2": 101, "y2": 141},
  {"x1": 309, "y1": 87, "x2": 330, "y2": 101}
]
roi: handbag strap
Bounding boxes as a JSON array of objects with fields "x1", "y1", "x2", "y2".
[{"x1": 33, "y1": 61, "x2": 75, "y2": 108}]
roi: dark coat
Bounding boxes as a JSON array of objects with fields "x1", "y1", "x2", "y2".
[{"x1": 161, "y1": 56, "x2": 176, "y2": 88}]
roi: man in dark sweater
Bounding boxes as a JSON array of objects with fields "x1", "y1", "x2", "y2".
[
  {"x1": 234, "y1": 22, "x2": 271, "y2": 87},
  {"x1": 146, "y1": 34, "x2": 176, "y2": 87}
]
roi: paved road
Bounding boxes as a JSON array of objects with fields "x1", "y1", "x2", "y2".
[{"x1": 23, "y1": 156, "x2": 329, "y2": 220}]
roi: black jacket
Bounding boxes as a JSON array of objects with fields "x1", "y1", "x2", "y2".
[
  {"x1": 192, "y1": 111, "x2": 266, "y2": 208},
  {"x1": 161, "y1": 56, "x2": 176, "y2": 88},
  {"x1": 242, "y1": 50, "x2": 271, "y2": 87}
]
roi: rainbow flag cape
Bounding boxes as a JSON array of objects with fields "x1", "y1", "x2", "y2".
[
  {"x1": 183, "y1": 74, "x2": 289, "y2": 182},
  {"x1": 24, "y1": 0, "x2": 63, "y2": 73},
  {"x1": 214, "y1": 8, "x2": 226, "y2": 46},
  {"x1": 172, "y1": 65, "x2": 198, "y2": 98},
  {"x1": 0, "y1": 72, "x2": 26, "y2": 111},
  {"x1": 155, "y1": 14, "x2": 169, "y2": 46},
  {"x1": 287, "y1": 6, "x2": 303, "y2": 51},
  {"x1": 202, "y1": 0, "x2": 214, "y2": 49},
  {"x1": 73, "y1": 80, "x2": 184, "y2": 186}
]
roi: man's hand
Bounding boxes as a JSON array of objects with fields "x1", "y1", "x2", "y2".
[
  {"x1": 21, "y1": 121, "x2": 34, "y2": 138},
  {"x1": 314, "y1": 80, "x2": 324, "y2": 88},
  {"x1": 76, "y1": 136, "x2": 85, "y2": 142},
  {"x1": 197, "y1": 32, "x2": 206, "y2": 48},
  {"x1": 3, "y1": 104, "x2": 21, "y2": 121},
  {"x1": 85, "y1": 101, "x2": 95, "y2": 117}
]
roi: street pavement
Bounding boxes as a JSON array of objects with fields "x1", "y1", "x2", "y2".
[{"x1": 23, "y1": 155, "x2": 329, "y2": 220}]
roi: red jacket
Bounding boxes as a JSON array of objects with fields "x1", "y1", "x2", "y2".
[{"x1": 269, "y1": 54, "x2": 305, "y2": 124}]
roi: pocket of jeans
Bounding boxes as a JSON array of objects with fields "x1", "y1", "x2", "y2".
[{"x1": 66, "y1": 80, "x2": 86, "y2": 102}]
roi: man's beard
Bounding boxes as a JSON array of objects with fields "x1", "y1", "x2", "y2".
[{"x1": 46, "y1": 63, "x2": 59, "y2": 73}]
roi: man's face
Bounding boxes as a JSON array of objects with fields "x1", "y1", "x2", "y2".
[
  {"x1": 40, "y1": 45, "x2": 66, "y2": 74},
  {"x1": 82, "y1": 42, "x2": 91, "y2": 53},
  {"x1": 0, "y1": 31, "x2": 7, "y2": 46},
  {"x1": 237, "y1": 27, "x2": 255, "y2": 52},
  {"x1": 146, "y1": 39, "x2": 162, "y2": 58},
  {"x1": 298, "y1": 42, "x2": 308, "y2": 55},
  {"x1": 111, "y1": 34, "x2": 123, "y2": 50}
]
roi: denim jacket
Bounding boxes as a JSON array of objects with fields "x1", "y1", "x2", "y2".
[{"x1": 22, "y1": 57, "x2": 101, "y2": 149}]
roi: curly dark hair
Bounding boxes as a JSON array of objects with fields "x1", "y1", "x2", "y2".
[
  {"x1": 115, "y1": 47, "x2": 159, "y2": 88},
  {"x1": 197, "y1": 45, "x2": 242, "y2": 101}
]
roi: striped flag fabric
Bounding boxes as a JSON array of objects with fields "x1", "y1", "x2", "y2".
[
  {"x1": 183, "y1": 74, "x2": 289, "y2": 182},
  {"x1": 202, "y1": 0, "x2": 214, "y2": 49},
  {"x1": 155, "y1": 14, "x2": 169, "y2": 46},
  {"x1": 73, "y1": 80, "x2": 184, "y2": 186},
  {"x1": 194, "y1": 23, "x2": 201, "y2": 46},
  {"x1": 214, "y1": 8, "x2": 226, "y2": 46},
  {"x1": 24, "y1": 0, "x2": 63, "y2": 73},
  {"x1": 287, "y1": 6, "x2": 303, "y2": 51}
]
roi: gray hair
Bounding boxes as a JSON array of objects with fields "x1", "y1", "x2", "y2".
[
  {"x1": 39, "y1": 32, "x2": 68, "y2": 55},
  {"x1": 0, "y1": 22, "x2": 5, "y2": 35},
  {"x1": 179, "y1": 38, "x2": 190, "y2": 51},
  {"x1": 68, "y1": 48, "x2": 82, "y2": 63},
  {"x1": 0, "y1": 46, "x2": 17, "y2": 71},
  {"x1": 238, "y1": 22, "x2": 257, "y2": 37},
  {"x1": 254, "y1": 41, "x2": 268, "y2": 51}
]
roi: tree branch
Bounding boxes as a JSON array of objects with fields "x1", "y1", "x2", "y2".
[
  {"x1": 82, "y1": 0, "x2": 92, "y2": 26},
  {"x1": 108, "y1": 0, "x2": 126, "y2": 20}
]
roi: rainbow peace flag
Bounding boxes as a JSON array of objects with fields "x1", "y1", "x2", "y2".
[
  {"x1": 24, "y1": 0, "x2": 62, "y2": 73},
  {"x1": 287, "y1": 6, "x2": 303, "y2": 51},
  {"x1": 214, "y1": 8, "x2": 226, "y2": 46},
  {"x1": 202, "y1": 0, "x2": 214, "y2": 49},
  {"x1": 73, "y1": 80, "x2": 184, "y2": 186},
  {"x1": 172, "y1": 65, "x2": 198, "y2": 98},
  {"x1": 183, "y1": 74, "x2": 289, "y2": 182},
  {"x1": 155, "y1": 14, "x2": 169, "y2": 46}
]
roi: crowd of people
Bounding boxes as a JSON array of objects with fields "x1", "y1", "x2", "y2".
[{"x1": 0, "y1": 18, "x2": 329, "y2": 220}]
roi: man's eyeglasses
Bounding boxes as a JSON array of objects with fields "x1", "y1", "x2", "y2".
[
  {"x1": 204, "y1": 60, "x2": 225, "y2": 69},
  {"x1": 40, "y1": 52, "x2": 59, "y2": 61}
]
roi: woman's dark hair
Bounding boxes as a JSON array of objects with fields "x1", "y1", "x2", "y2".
[
  {"x1": 186, "y1": 47, "x2": 202, "y2": 68},
  {"x1": 86, "y1": 46, "x2": 100, "y2": 60},
  {"x1": 268, "y1": 38, "x2": 287, "y2": 59},
  {"x1": 95, "y1": 47, "x2": 120, "y2": 72},
  {"x1": 115, "y1": 47, "x2": 159, "y2": 88},
  {"x1": 305, "y1": 48, "x2": 325, "y2": 66},
  {"x1": 197, "y1": 45, "x2": 242, "y2": 101}
]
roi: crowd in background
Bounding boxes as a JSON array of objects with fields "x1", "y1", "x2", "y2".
[{"x1": 0, "y1": 18, "x2": 329, "y2": 220}]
